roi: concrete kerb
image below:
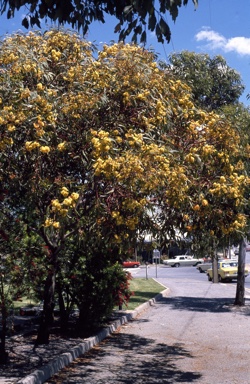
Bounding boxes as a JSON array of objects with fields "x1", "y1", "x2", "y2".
[{"x1": 17, "y1": 288, "x2": 170, "y2": 384}]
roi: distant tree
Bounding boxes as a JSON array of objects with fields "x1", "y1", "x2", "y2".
[
  {"x1": 0, "y1": 0, "x2": 198, "y2": 44},
  {"x1": 157, "y1": 100, "x2": 249, "y2": 285},
  {"x1": 167, "y1": 51, "x2": 245, "y2": 110},
  {"x1": 220, "y1": 103, "x2": 250, "y2": 305}
]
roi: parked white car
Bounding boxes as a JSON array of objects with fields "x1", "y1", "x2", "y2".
[
  {"x1": 163, "y1": 255, "x2": 204, "y2": 268},
  {"x1": 197, "y1": 258, "x2": 226, "y2": 273},
  {"x1": 197, "y1": 262, "x2": 212, "y2": 273}
]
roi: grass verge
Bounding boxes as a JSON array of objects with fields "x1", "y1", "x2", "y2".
[
  {"x1": 12, "y1": 279, "x2": 166, "y2": 313},
  {"x1": 12, "y1": 297, "x2": 39, "y2": 310},
  {"x1": 125, "y1": 278, "x2": 166, "y2": 311}
]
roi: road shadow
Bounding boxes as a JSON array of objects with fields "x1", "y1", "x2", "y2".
[
  {"x1": 157, "y1": 296, "x2": 250, "y2": 316},
  {"x1": 48, "y1": 332, "x2": 202, "y2": 383}
]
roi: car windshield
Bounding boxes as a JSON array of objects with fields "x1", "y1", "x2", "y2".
[{"x1": 221, "y1": 262, "x2": 238, "y2": 268}]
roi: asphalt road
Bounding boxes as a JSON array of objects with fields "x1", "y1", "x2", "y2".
[{"x1": 45, "y1": 256, "x2": 250, "y2": 384}]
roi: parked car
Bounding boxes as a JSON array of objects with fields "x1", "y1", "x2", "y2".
[
  {"x1": 163, "y1": 255, "x2": 204, "y2": 268},
  {"x1": 196, "y1": 258, "x2": 224, "y2": 273},
  {"x1": 19, "y1": 303, "x2": 43, "y2": 316},
  {"x1": 207, "y1": 261, "x2": 249, "y2": 282},
  {"x1": 197, "y1": 262, "x2": 212, "y2": 273},
  {"x1": 122, "y1": 261, "x2": 140, "y2": 268}
]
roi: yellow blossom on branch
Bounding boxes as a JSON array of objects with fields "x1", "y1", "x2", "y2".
[
  {"x1": 60, "y1": 187, "x2": 69, "y2": 197},
  {"x1": 25, "y1": 141, "x2": 41, "y2": 151},
  {"x1": 57, "y1": 142, "x2": 67, "y2": 151},
  {"x1": 71, "y1": 192, "x2": 79, "y2": 201},
  {"x1": 44, "y1": 218, "x2": 54, "y2": 227},
  {"x1": 40, "y1": 146, "x2": 50, "y2": 154},
  {"x1": 62, "y1": 197, "x2": 74, "y2": 206}
]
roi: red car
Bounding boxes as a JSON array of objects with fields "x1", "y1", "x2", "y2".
[{"x1": 122, "y1": 261, "x2": 140, "y2": 268}]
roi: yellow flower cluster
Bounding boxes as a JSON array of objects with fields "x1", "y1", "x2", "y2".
[
  {"x1": 111, "y1": 211, "x2": 124, "y2": 225},
  {"x1": 122, "y1": 198, "x2": 147, "y2": 211},
  {"x1": 233, "y1": 214, "x2": 247, "y2": 230},
  {"x1": 51, "y1": 49, "x2": 62, "y2": 62},
  {"x1": 57, "y1": 142, "x2": 67, "y2": 151},
  {"x1": 201, "y1": 199, "x2": 209, "y2": 207},
  {"x1": 44, "y1": 189, "x2": 80, "y2": 229},
  {"x1": 110, "y1": 212, "x2": 139, "y2": 231},
  {"x1": 136, "y1": 91, "x2": 150, "y2": 102},
  {"x1": 40, "y1": 146, "x2": 50, "y2": 154},
  {"x1": 25, "y1": 141, "x2": 51, "y2": 154},
  {"x1": 221, "y1": 214, "x2": 247, "y2": 235},
  {"x1": 202, "y1": 144, "x2": 215, "y2": 156},
  {"x1": 185, "y1": 153, "x2": 195, "y2": 163},
  {"x1": 155, "y1": 100, "x2": 166, "y2": 121},
  {"x1": 44, "y1": 218, "x2": 60, "y2": 229},
  {"x1": 91, "y1": 130, "x2": 113, "y2": 157},
  {"x1": 193, "y1": 204, "x2": 200, "y2": 211},
  {"x1": 37, "y1": 83, "x2": 44, "y2": 91},
  {"x1": 125, "y1": 131, "x2": 143, "y2": 147},
  {"x1": 50, "y1": 189, "x2": 80, "y2": 219},
  {"x1": 25, "y1": 141, "x2": 41, "y2": 151},
  {"x1": 93, "y1": 157, "x2": 120, "y2": 177},
  {"x1": 209, "y1": 173, "x2": 249, "y2": 202},
  {"x1": 0, "y1": 137, "x2": 13, "y2": 149},
  {"x1": 33, "y1": 119, "x2": 45, "y2": 137},
  {"x1": 7, "y1": 124, "x2": 15, "y2": 132},
  {"x1": 61, "y1": 187, "x2": 69, "y2": 197}
]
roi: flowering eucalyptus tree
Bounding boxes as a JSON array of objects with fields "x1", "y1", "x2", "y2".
[
  {"x1": 0, "y1": 30, "x2": 193, "y2": 343},
  {"x1": 1, "y1": 29, "x2": 249, "y2": 348}
]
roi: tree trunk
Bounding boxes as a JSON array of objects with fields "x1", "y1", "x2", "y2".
[
  {"x1": 212, "y1": 250, "x2": 219, "y2": 283},
  {"x1": 234, "y1": 237, "x2": 246, "y2": 306},
  {"x1": 77, "y1": 306, "x2": 94, "y2": 337},
  {"x1": 57, "y1": 283, "x2": 70, "y2": 332},
  {"x1": 35, "y1": 268, "x2": 56, "y2": 345},
  {"x1": 0, "y1": 301, "x2": 8, "y2": 364}
]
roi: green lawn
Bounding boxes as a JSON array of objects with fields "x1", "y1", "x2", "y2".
[
  {"x1": 12, "y1": 278, "x2": 165, "y2": 313},
  {"x1": 126, "y1": 278, "x2": 166, "y2": 310},
  {"x1": 13, "y1": 296, "x2": 39, "y2": 310}
]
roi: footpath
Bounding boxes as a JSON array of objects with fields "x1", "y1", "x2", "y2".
[
  {"x1": 2, "y1": 278, "x2": 250, "y2": 384},
  {"x1": 43, "y1": 279, "x2": 250, "y2": 384}
]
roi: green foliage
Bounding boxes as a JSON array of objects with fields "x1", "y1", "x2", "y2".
[
  {"x1": 167, "y1": 51, "x2": 245, "y2": 110},
  {"x1": 0, "y1": 210, "x2": 30, "y2": 358},
  {"x1": 0, "y1": 0, "x2": 198, "y2": 44},
  {"x1": 219, "y1": 103, "x2": 250, "y2": 243},
  {"x1": 0, "y1": 209, "x2": 47, "y2": 306},
  {"x1": 72, "y1": 258, "x2": 133, "y2": 331},
  {"x1": 0, "y1": 213, "x2": 26, "y2": 303}
]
